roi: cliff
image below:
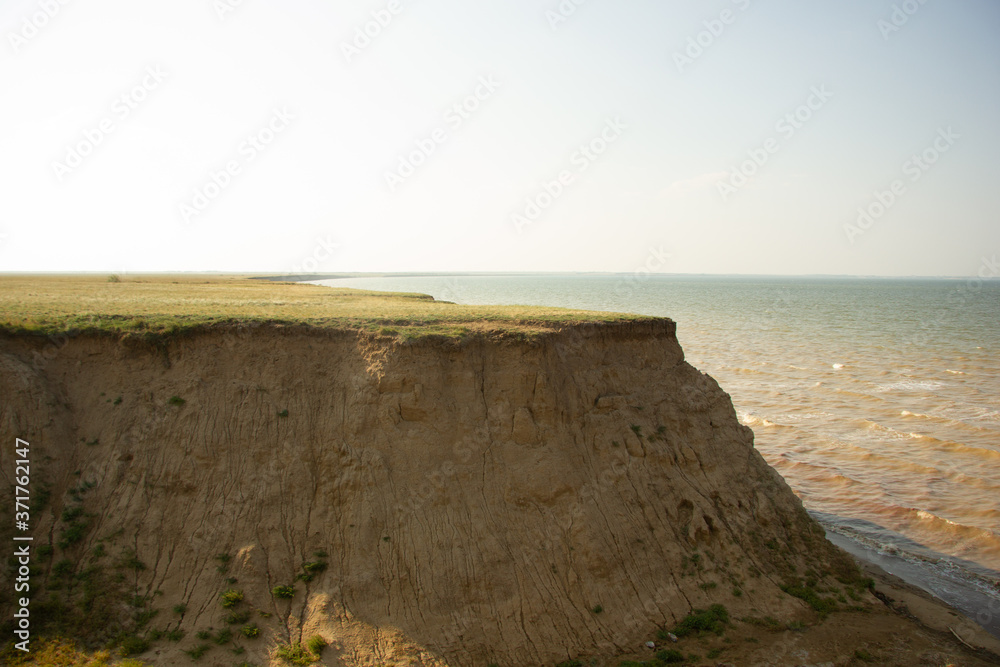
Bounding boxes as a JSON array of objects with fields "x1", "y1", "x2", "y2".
[{"x1": 0, "y1": 318, "x2": 862, "y2": 666}]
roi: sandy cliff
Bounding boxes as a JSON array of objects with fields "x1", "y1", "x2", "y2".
[{"x1": 0, "y1": 320, "x2": 862, "y2": 666}]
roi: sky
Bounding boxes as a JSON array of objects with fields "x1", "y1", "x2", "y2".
[{"x1": 0, "y1": 0, "x2": 998, "y2": 276}]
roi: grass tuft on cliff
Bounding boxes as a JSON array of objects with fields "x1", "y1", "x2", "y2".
[{"x1": 0, "y1": 274, "x2": 643, "y2": 340}]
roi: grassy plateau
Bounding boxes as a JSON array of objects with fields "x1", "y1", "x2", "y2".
[{"x1": 0, "y1": 274, "x2": 639, "y2": 340}]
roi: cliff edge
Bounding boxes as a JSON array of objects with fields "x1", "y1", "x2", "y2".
[{"x1": 0, "y1": 318, "x2": 863, "y2": 665}]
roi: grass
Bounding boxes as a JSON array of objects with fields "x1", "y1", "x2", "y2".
[
  {"x1": 618, "y1": 649, "x2": 685, "y2": 666},
  {"x1": 781, "y1": 580, "x2": 839, "y2": 614},
  {"x1": 276, "y1": 641, "x2": 320, "y2": 665},
  {"x1": 670, "y1": 604, "x2": 729, "y2": 638},
  {"x1": 272, "y1": 585, "x2": 296, "y2": 599},
  {"x1": 0, "y1": 274, "x2": 643, "y2": 341},
  {"x1": 224, "y1": 609, "x2": 251, "y2": 625},
  {"x1": 220, "y1": 589, "x2": 244, "y2": 608},
  {"x1": 184, "y1": 644, "x2": 211, "y2": 660},
  {"x1": 117, "y1": 636, "x2": 149, "y2": 657},
  {"x1": 305, "y1": 635, "x2": 327, "y2": 655},
  {"x1": 0, "y1": 638, "x2": 147, "y2": 666}
]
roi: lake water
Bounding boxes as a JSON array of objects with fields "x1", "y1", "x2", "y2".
[{"x1": 313, "y1": 274, "x2": 1000, "y2": 631}]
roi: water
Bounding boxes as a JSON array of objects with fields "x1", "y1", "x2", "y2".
[{"x1": 313, "y1": 274, "x2": 1000, "y2": 626}]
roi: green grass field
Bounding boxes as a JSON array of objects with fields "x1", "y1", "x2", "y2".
[{"x1": 0, "y1": 274, "x2": 639, "y2": 339}]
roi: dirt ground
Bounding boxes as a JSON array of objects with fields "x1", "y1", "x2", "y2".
[{"x1": 611, "y1": 561, "x2": 1000, "y2": 667}]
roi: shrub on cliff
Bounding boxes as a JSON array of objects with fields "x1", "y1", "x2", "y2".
[
  {"x1": 272, "y1": 585, "x2": 296, "y2": 599},
  {"x1": 671, "y1": 603, "x2": 729, "y2": 638},
  {"x1": 220, "y1": 589, "x2": 244, "y2": 608}
]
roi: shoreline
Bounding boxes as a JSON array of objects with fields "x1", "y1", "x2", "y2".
[
  {"x1": 825, "y1": 528, "x2": 1000, "y2": 641},
  {"x1": 852, "y1": 552, "x2": 1000, "y2": 658}
]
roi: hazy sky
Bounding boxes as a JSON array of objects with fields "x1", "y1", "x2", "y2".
[{"x1": 1, "y1": 0, "x2": 998, "y2": 276}]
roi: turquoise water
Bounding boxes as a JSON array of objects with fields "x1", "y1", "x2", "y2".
[{"x1": 314, "y1": 274, "x2": 1000, "y2": 627}]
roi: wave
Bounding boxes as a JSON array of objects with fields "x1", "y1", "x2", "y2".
[
  {"x1": 854, "y1": 420, "x2": 1000, "y2": 460},
  {"x1": 874, "y1": 380, "x2": 946, "y2": 393},
  {"x1": 819, "y1": 519, "x2": 1000, "y2": 601}
]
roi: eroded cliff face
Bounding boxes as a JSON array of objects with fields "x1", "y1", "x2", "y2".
[{"x1": 0, "y1": 321, "x2": 856, "y2": 666}]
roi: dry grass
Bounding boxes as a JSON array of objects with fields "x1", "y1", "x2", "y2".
[
  {"x1": 0, "y1": 274, "x2": 637, "y2": 339},
  {"x1": 1, "y1": 638, "x2": 146, "y2": 666}
]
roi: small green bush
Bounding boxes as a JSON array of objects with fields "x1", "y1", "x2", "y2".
[
  {"x1": 591, "y1": 604, "x2": 603, "y2": 614},
  {"x1": 120, "y1": 550, "x2": 146, "y2": 571},
  {"x1": 302, "y1": 560, "x2": 327, "y2": 574},
  {"x1": 173, "y1": 603, "x2": 187, "y2": 615},
  {"x1": 184, "y1": 643, "x2": 210, "y2": 659},
  {"x1": 214, "y1": 627, "x2": 233, "y2": 644},
  {"x1": 196, "y1": 630, "x2": 212, "y2": 640},
  {"x1": 58, "y1": 520, "x2": 88, "y2": 548},
  {"x1": 673, "y1": 604, "x2": 729, "y2": 638},
  {"x1": 61, "y1": 506, "x2": 85, "y2": 522},
  {"x1": 220, "y1": 589, "x2": 244, "y2": 608},
  {"x1": 656, "y1": 649, "x2": 685, "y2": 663},
  {"x1": 241, "y1": 623, "x2": 260, "y2": 639},
  {"x1": 306, "y1": 635, "x2": 327, "y2": 655},
  {"x1": 276, "y1": 642, "x2": 313, "y2": 665},
  {"x1": 781, "y1": 582, "x2": 838, "y2": 614},
  {"x1": 118, "y1": 636, "x2": 150, "y2": 657},
  {"x1": 272, "y1": 585, "x2": 296, "y2": 599},
  {"x1": 165, "y1": 628, "x2": 185, "y2": 641},
  {"x1": 168, "y1": 395, "x2": 186, "y2": 406},
  {"x1": 225, "y1": 609, "x2": 251, "y2": 625}
]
